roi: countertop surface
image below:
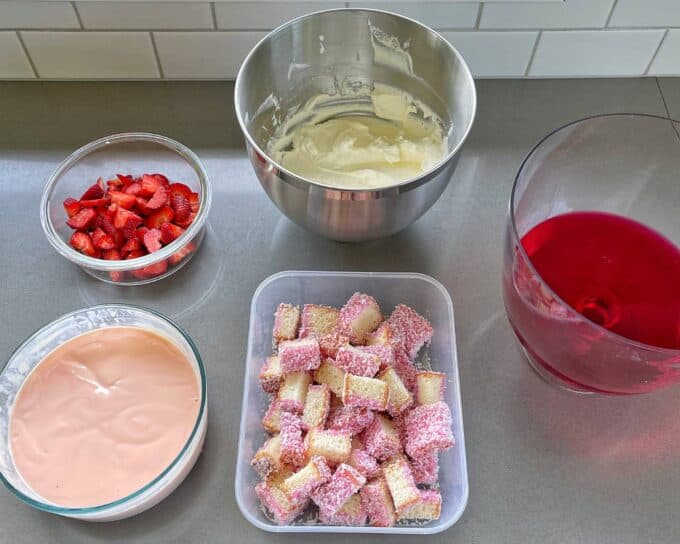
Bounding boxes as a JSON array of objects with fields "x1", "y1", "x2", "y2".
[{"x1": 1, "y1": 78, "x2": 680, "y2": 544}]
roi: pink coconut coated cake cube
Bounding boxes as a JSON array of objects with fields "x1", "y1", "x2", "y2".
[
  {"x1": 386, "y1": 304, "x2": 433, "y2": 360},
  {"x1": 378, "y1": 366, "x2": 413, "y2": 416},
  {"x1": 251, "y1": 434, "x2": 282, "y2": 479},
  {"x1": 381, "y1": 454, "x2": 420, "y2": 515},
  {"x1": 313, "y1": 358, "x2": 346, "y2": 397},
  {"x1": 360, "y1": 477, "x2": 396, "y2": 527},
  {"x1": 299, "y1": 304, "x2": 339, "y2": 338},
  {"x1": 398, "y1": 489, "x2": 442, "y2": 521},
  {"x1": 361, "y1": 344, "x2": 395, "y2": 370},
  {"x1": 319, "y1": 493, "x2": 367, "y2": 526},
  {"x1": 342, "y1": 374, "x2": 388, "y2": 411},
  {"x1": 281, "y1": 455, "x2": 332, "y2": 506},
  {"x1": 366, "y1": 321, "x2": 395, "y2": 347},
  {"x1": 279, "y1": 411, "x2": 305, "y2": 466},
  {"x1": 277, "y1": 371, "x2": 312, "y2": 413},
  {"x1": 255, "y1": 465, "x2": 307, "y2": 525},
  {"x1": 335, "y1": 345, "x2": 380, "y2": 377},
  {"x1": 338, "y1": 292, "x2": 383, "y2": 345},
  {"x1": 278, "y1": 337, "x2": 321, "y2": 373},
  {"x1": 403, "y1": 401, "x2": 455, "y2": 458},
  {"x1": 262, "y1": 397, "x2": 283, "y2": 434},
  {"x1": 349, "y1": 446, "x2": 381, "y2": 479},
  {"x1": 304, "y1": 428, "x2": 352, "y2": 465},
  {"x1": 392, "y1": 346, "x2": 418, "y2": 392},
  {"x1": 416, "y1": 370, "x2": 446, "y2": 405},
  {"x1": 310, "y1": 463, "x2": 366, "y2": 518},
  {"x1": 362, "y1": 414, "x2": 401, "y2": 461},
  {"x1": 272, "y1": 303, "x2": 301, "y2": 347},
  {"x1": 327, "y1": 403, "x2": 375, "y2": 436},
  {"x1": 258, "y1": 355, "x2": 284, "y2": 394},
  {"x1": 301, "y1": 383, "x2": 331, "y2": 430},
  {"x1": 409, "y1": 450, "x2": 439, "y2": 485}
]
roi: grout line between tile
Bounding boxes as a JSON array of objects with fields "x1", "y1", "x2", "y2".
[
  {"x1": 15, "y1": 31, "x2": 39, "y2": 78},
  {"x1": 149, "y1": 32, "x2": 164, "y2": 79},
  {"x1": 474, "y1": 3, "x2": 483, "y2": 30},
  {"x1": 644, "y1": 28, "x2": 668, "y2": 75},
  {"x1": 210, "y1": 2, "x2": 218, "y2": 30},
  {"x1": 524, "y1": 30, "x2": 541, "y2": 76},
  {"x1": 655, "y1": 77, "x2": 680, "y2": 141},
  {"x1": 605, "y1": 0, "x2": 619, "y2": 28},
  {"x1": 71, "y1": 1, "x2": 84, "y2": 30}
]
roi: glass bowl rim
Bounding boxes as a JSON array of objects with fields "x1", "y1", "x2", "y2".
[
  {"x1": 509, "y1": 112, "x2": 680, "y2": 356},
  {"x1": 0, "y1": 303, "x2": 208, "y2": 515},
  {"x1": 39, "y1": 132, "x2": 213, "y2": 272}
]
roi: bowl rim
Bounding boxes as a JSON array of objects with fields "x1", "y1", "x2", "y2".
[
  {"x1": 39, "y1": 132, "x2": 212, "y2": 272},
  {"x1": 234, "y1": 270, "x2": 469, "y2": 534},
  {"x1": 234, "y1": 7, "x2": 477, "y2": 195},
  {"x1": 0, "y1": 303, "x2": 208, "y2": 515},
  {"x1": 509, "y1": 112, "x2": 680, "y2": 356}
]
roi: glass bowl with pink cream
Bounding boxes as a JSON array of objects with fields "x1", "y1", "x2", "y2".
[{"x1": 0, "y1": 304, "x2": 207, "y2": 521}]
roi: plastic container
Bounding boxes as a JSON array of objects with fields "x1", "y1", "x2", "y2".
[
  {"x1": 235, "y1": 271, "x2": 468, "y2": 534},
  {"x1": 0, "y1": 304, "x2": 208, "y2": 521}
]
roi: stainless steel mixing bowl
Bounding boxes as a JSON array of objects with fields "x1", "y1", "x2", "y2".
[{"x1": 235, "y1": 9, "x2": 476, "y2": 242}]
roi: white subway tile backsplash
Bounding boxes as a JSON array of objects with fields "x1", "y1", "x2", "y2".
[
  {"x1": 22, "y1": 31, "x2": 160, "y2": 78},
  {"x1": 609, "y1": 0, "x2": 680, "y2": 28},
  {"x1": 154, "y1": 31, "x2": 266, "y2": 78},
  {"x1": 0, "y1": 1, "x2": 79, "y2": 30},
  {"x1": 480, "y1": 0, "x2": 614, "y2": 30},
  {"x1": 76, "y1": 2, "x2": 214, "y2": 30},
  {"x1": 530, "y1": 30, "x2": 664, "y2": 77},
  {"x1": 347, "y1": 2, "x2": 479, "y2": 29},
  {"x1": 648, "y1": 30, "x2": 680, "y2": 76},
  {"x1": 0, "y1": 32, "x2": 34, "y2": 78},
  {"x1": 440, "y1": 31, "x2": 537, "y2": 77},
  {"x1": 215, "y1": 2, "x2": 343, "y2": 30}
]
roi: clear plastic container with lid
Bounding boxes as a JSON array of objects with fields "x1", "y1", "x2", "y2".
[{"x1": 235, "y1": 270, "x2": 468, "y2": 534}]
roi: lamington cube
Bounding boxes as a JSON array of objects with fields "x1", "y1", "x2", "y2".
[
  {"x1": 338, "y1": 293, "x2": 383, "y2": 345},
  {"x1": 403, "y1": 401, "x2": 455, "y2": 458},
  {"x1": 311, "y1": 463, "x2": 366, "y2": 518},
  {"x1": 362, "y1": 414, "x2": 401, "y2": 461},
  {"x1": 305, "y1": 428, "x2": 352, "y2": 465},
  {"x1": 313, "y1": 358, "x2": 346, "y2": 397},
  {"x1": 301, "y1": 384, "x2": 331, "y2": 430},
  {"x1": 259, "y1": 355, "x2": 284, "y2": 394},
  {"x1": 278, "y1": 337, "x2": 321, "y2": 373},
  {"x1": 342, "y1": 374, "x2": 388, "y2": 411},
  {"x1": 251, "y1": 433, "x2": 282, "y2": 479},
  {"x1": 256, "y1": 465, "x2": 307, "y2": 525},
  {"x1": 319, "y1": 493, "x2": 367, "y2": 526},
  {"x1": 299, "y1": 304, "x2": 339, "y2": 338},
  {"x1": 360, "y1": 477, "x2": 397, "y2": 527},
  {"x1": 409, "y1": 451, "x2": 439, "y2": 485},
  {"x1": 262, "y1": 398, "x2": 283, "y2": 433},
  {"x1": 280, "y1": 412, "x2": 305, "y2": 466},
  {"x1": 398, "y1": 489, "x2": 442, "y2": 521},
  {"x1": 381, "y1": 454, "x2": 420, "y2": 515},
  {"x1": 378, "y1": 367, "x2": 413, "y2": 416},
  {"x1": 416, "y1": 371, "x2": 446, "y2": 405},
  {"x1": 386, "y1": 304, "x2": 433, "y2": 360},
  {"x1": 272, "y1": 303, "x2": 301, "y2": 348},
  {"x1": 277, "y1": 371, "x2": 312, "y2": 413},
  {"x1": 362, "y1": 344, "x2": 395, "y2": 370},
  {"x1": 366, "y1": 321, "x2": 395, "y2": 347},
  {"x1": 393, "y1": 346, "x2": 417, "y2": 392},
  {"x1": 335, "y1": 345, "x2": 380, "y2": 377},
  {"x1": 349, "y1": 445, "x2": 381, "y2": 479},
  {"x1": 327, "y1": 403, "x2": 375, "y2": 436},
  {"x1": 281, "y1": 455, "x2": 331, "y2": 506}
]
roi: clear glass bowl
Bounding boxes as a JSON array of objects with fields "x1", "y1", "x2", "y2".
[
  {"x1": 40, "y1": 133, "x2": 212, "y2": 285},
  {"x1": 502, "y1": 114, "x2": 680, "y2": 395},
  {"x1": 236, "y1": 271, "x2": 468, "y2": 534},
  {"x1": 0, "y1": 304, "x2": 208, "y2": 521}
]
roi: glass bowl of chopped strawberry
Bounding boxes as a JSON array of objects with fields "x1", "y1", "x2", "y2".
[{"x1": 40, "y1": 132, "x2": 212, "y2": 285}]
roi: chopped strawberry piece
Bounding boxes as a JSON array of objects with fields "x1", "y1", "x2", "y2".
[
  {"x1": 140, "y1": 174, "x2": 161, "y2": 197},
  {"x1": 121, "y1": 238, "x2": 141, "y2": 254},
  {"x1": 114, "y1": 207, "x2": 143, "y2": 229},
  {"x1": 169, "y1": 182, "x2": 192, "y2": 200},
  {"x1": 109, "y1": 191, "x2": 136, "y2": 209},
  {"x1": 109, "y1": 271, "x2": 125, "y2": 282},
  {"x1": 145, "y1": 206, "x2": 174, "y2": 229},
  {"x1": 92, "y1": 227, "x2": 116, "y2": 250},
  {"x1": 124, "y1": 182, "x2": 142, "y2": 196},
  {"x1": 112, "y1": 229, "x2": 126, "y2": 248},
  {"x1": 152, "y1": 173, "x2": 169, "y2": 186},
  {"x1": 146, "y1": 185, "x2": 168, "y2": 210},
  {"x1": 69, "y1": 232, "x2": 98, "y2": 257},
  {"x1": 140, "y1": 260, "x2": 168, "y2": 278},
  {"x1": 126, "y1": 249, "x2": 146, "y2": 260},
  {"x1": 189, "y1": 192, "x2": 200, "y2": 213},
  {"x1": 170, "y1": 194, "x2": 191, "y2": 223},
  {"x1": 66, "y1": 207, "x2": 96, "y2": 229},
  {"x1": 116, "y1": 174, "x2": 134, "y2": 186},
  {"x1": 80, "y1": 182, "x2": 104, "y2": 201},
  {"x1": 93, "y1": 213, "x2": 116, "y2": 236},
  {"x1": 107, "y1": 203, "x2": 118, "y2": 220},
  {"x1": 63, "y1": 198, "x2": 81, "y2": 218},
  {"x1": 143, "y1": 228, "x2": 163, "y2": 253},
  {"x1": 106, "y1": 178, "x2": 123, "y2": 191},
  {"x1": 79, "y1": 197, "x2": 110, "y2": 208},
  {"x1": 135, "y1": 226, "x2": 149, "y2": 242},
  {"x1": 102, "y1": 248, "x2": 121, "y2": 260},
  {"x1": 175, "y1": 212, "x2": 196, "y2": 228},
  {"x1": 168, "y1": 242, "x2": 196, "y2": 265},
  {"x1": 160, "y1": 222, "x2": 185, "y2": 244}
]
